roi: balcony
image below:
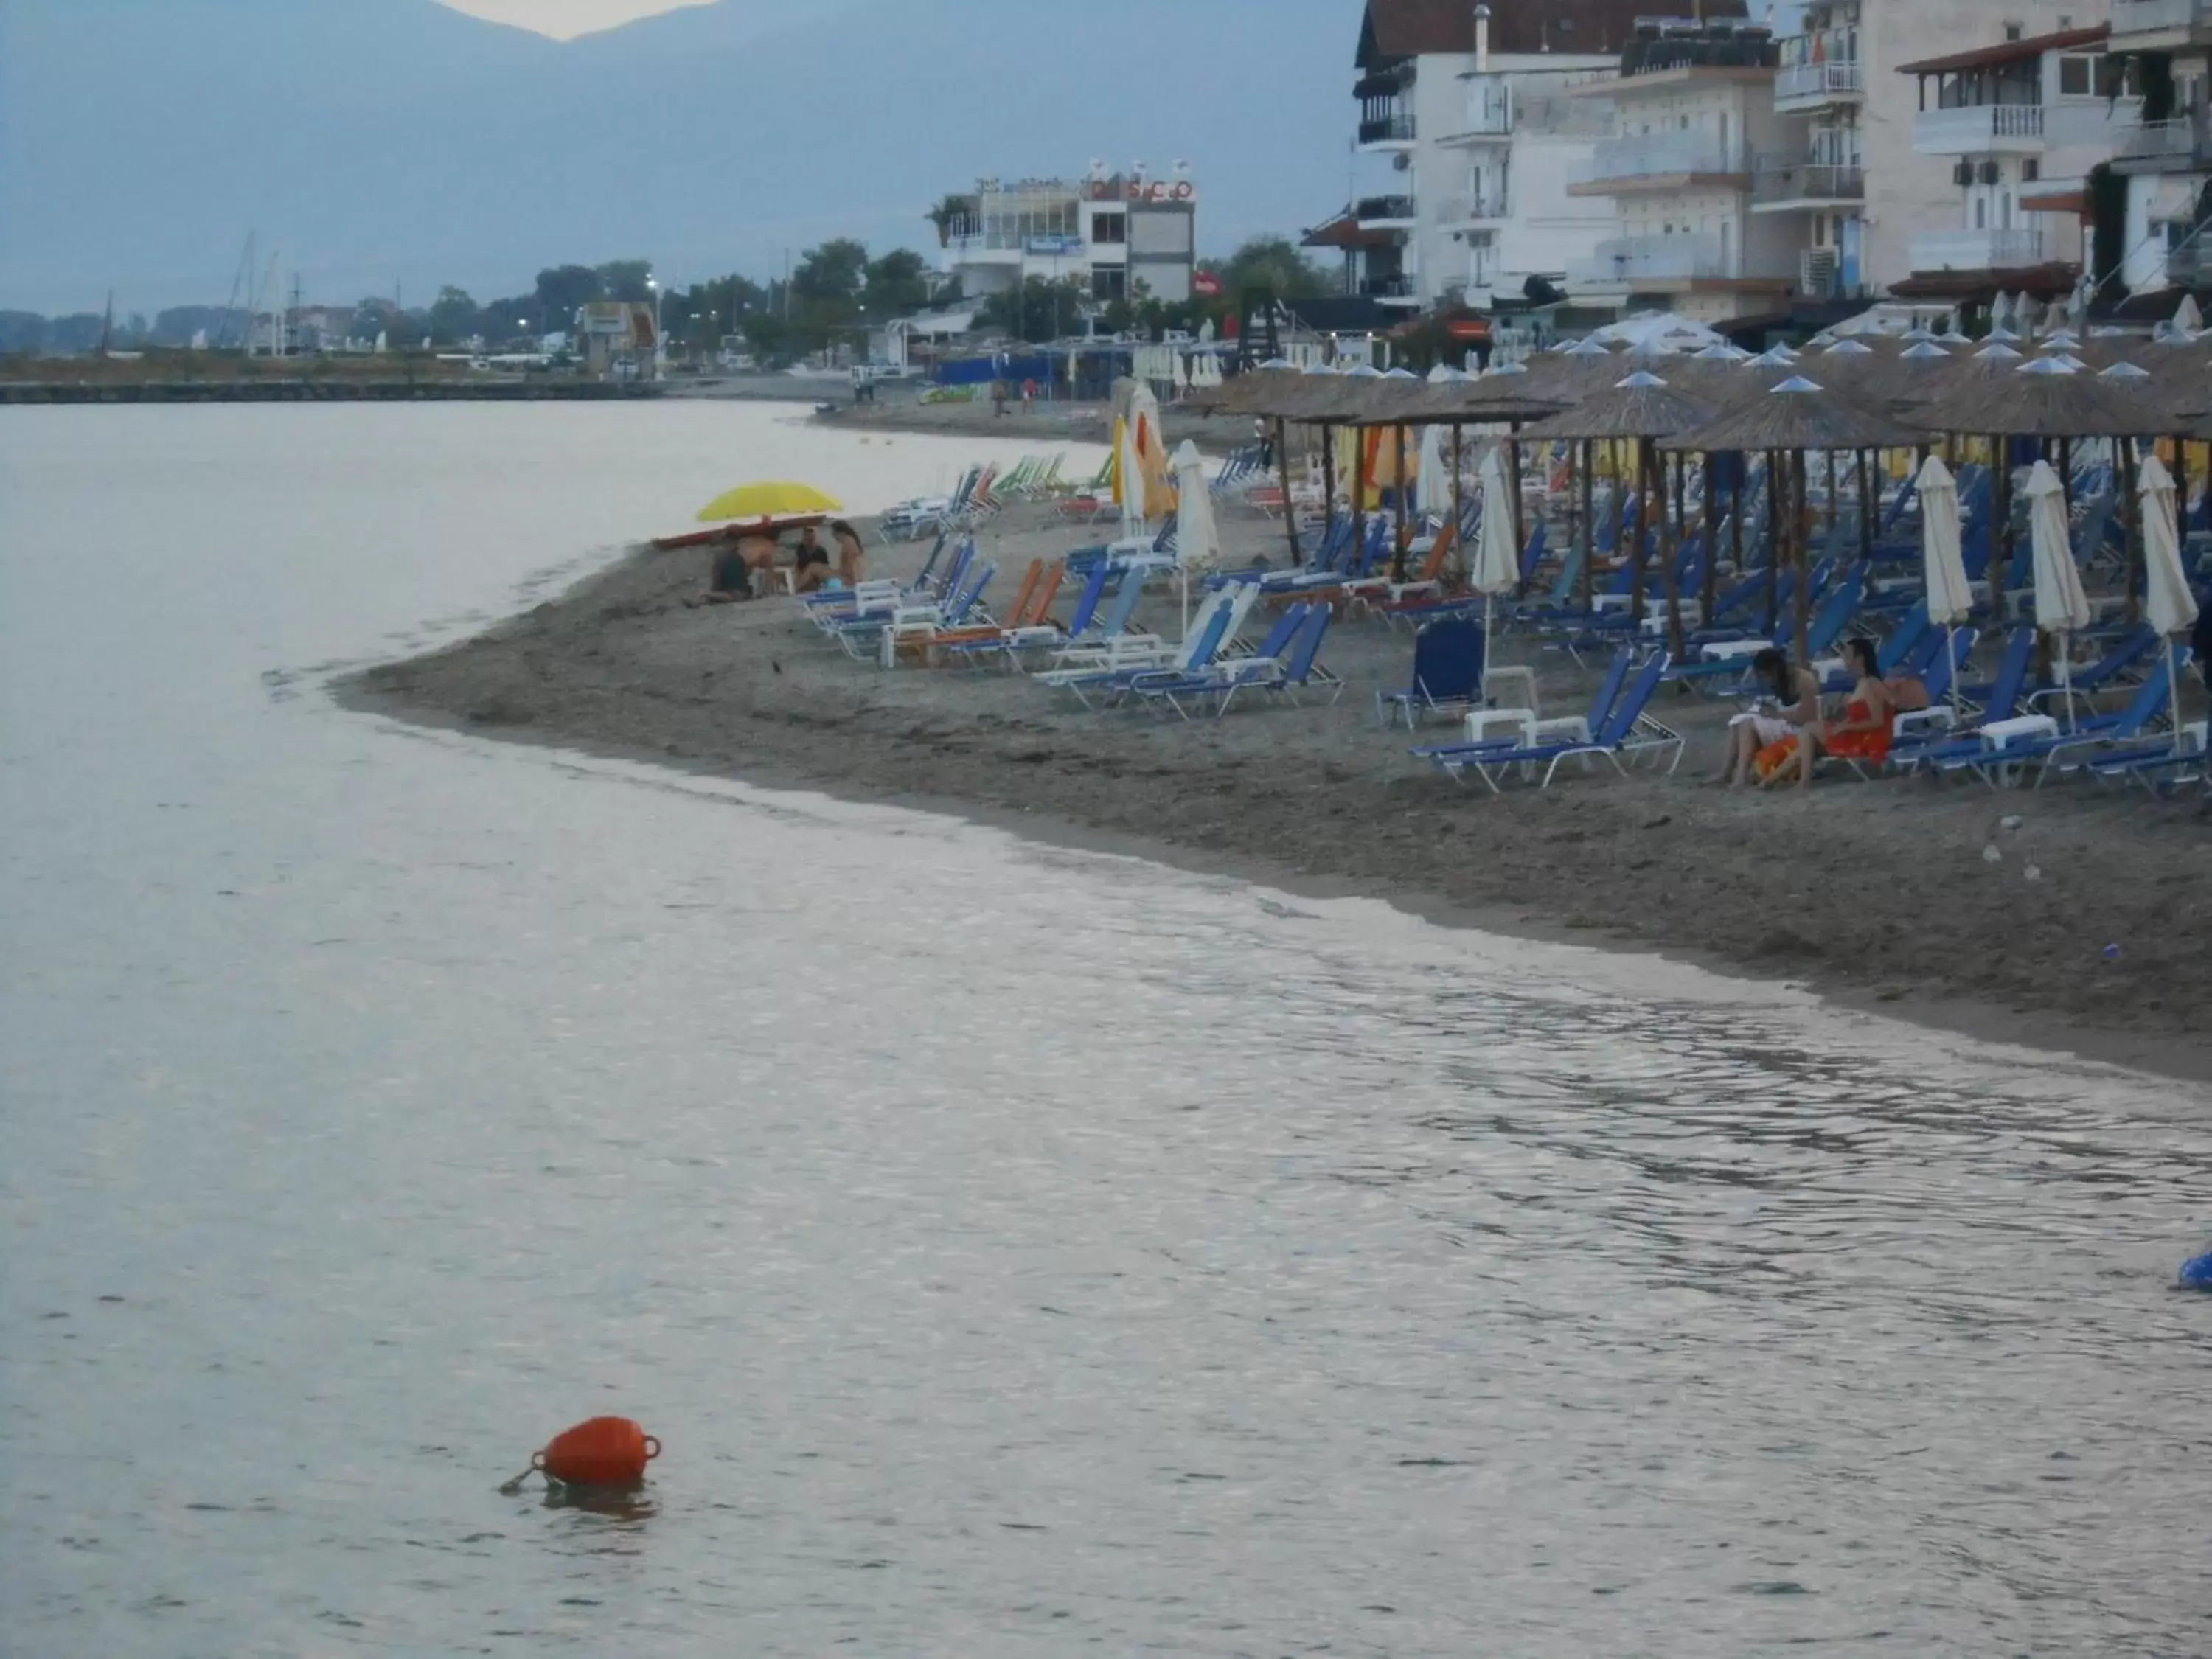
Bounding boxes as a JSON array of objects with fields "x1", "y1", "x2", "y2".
[
  {"x1": 1913, "y1": 103, "x2": 2046, "y2": 156},
  {"x1": 2110, "y1": 0, "x2": 2212, "y2": 46},
  {"x1": 1433, "y1": 192, "x2": 1511, "y2": 226},
  {"x1": 1568, "y1": 234, "x2": 1795, "y2": 291},
  {"x1": 1775, "y1": 58, "x2": 1866, "y2": 111},
  {"x1": 2171, "y1": 240, "x2": 2212, "y2": 283},
  {"x1": 1750, "y1": 158, "x2": 1865, "y2": 212},
  {"x1": 2112, "y1": 115, "x2": 2212, "y2": 174},
  {"x1": 1568, "y1": 132, "x2": 1748, "y2": 194},
  {"x1": 1909, "y1": 228, "x2": 2049, "y2": 274},
  {"x1": 1354, "y1": 194, "x2": 1419, "y2": 229},
  {"x1": 1358, "y1": 274, "x2": 1419, "y2": 305},
  {"x1": 1357, "y1": 111, "x2": 1416, "y2": 150}
]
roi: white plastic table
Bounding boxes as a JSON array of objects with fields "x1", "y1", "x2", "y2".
[
  {"x1": 1464, "y1": 708, "x2": 1537, "y2": 749},
  {"x1": 1482, "y1": 664, "x2": 1537, "y2": 714}
]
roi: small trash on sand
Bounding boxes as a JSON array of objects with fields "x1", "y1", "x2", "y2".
[
  {"x1": 1981, "y1": 844, "x2": 2003, "y2": 865},
  {"x1": 2103, "y1": 944, "x2": 2123, "y2": 962},
  {"x1": 2024, "y1": 864, "x2": 2042, "y2": 882},
  {"x1": 2000, "y1": 815, "x2": 2024, "y2": 832}
]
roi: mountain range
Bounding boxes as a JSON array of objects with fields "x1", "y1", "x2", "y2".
[{"x1": 0, "y1": 0, "x2": 1357, "y2": 315}]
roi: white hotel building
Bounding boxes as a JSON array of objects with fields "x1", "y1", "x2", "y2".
[{"x1": 1305, "y1": 0, "x2": 1720, "y2": 313}]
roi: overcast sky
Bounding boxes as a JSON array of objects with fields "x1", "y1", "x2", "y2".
[{"x1": 437, "y1": 0, "x2": 706, "y2": 39}]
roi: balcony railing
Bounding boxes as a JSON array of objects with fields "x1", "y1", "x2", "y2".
[
  {"x1": 1915, "y1": 104, "x2": 2047, "y2": 150},
  {"x1": 1459, "y1": 98, "x2": 1514, "y2": 135},
  {"x1": 2112, "y1": 0, "x2": 2212, "y2": 35},
  {"x1": 1574, "y1": 132, "x2": 1746, "y2": 186},
  {"x1": 1776, "y1": 60, "x2": 1866, "y2": 102},
  {"x1": 1568, "y1": 234, "x2": 1792, "y2": 287},
  {"x1": 2170, "y1": 240, "x2": 2212, "y2": 282},
  {"x1": 2116, "y1": 115, "x2": 2212, "y2": 167},
  {"x1": 1751, "y1": 158, "x2": 1866, "y2": 204},
  {"x1": 1354, "y1": 194, "x2": 1418, "y2": 224},
  {"x1": 1435, "y1": 193, "x2": 1511, "y2": 223},
  {"x1": 1909, "y1": 228, "x2": 2049, "y2": 272},
  {"x1": 1359, "y1": 274, "x2": 1416, "y2": 299},
  {"x1": 1357, "y1": 112, "x2": 1416, "y2": 145}
]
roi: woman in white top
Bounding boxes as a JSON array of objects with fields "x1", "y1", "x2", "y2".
[{"x1": 1717, "y1": 647, "x2": 1820, "y2": 788}]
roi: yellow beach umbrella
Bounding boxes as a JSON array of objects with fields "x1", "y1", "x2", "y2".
[{"x1": 695, "y1": 481, "x2": 843, "y2": 523}]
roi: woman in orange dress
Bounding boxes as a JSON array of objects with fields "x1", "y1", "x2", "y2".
[{"x1": 1756, "y1": 636, "x2": 1891, "y2": 787}]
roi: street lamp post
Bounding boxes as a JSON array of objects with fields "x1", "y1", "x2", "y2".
[{"x1": 647, "y1": 274, "x2": 664, "y2": 378}]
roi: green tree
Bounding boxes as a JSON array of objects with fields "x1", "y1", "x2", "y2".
[
  {"x1": 534, "y1": 264, "x2": 605, "y2": 321},
  {"x1": 975, "y1": 275, "x2": 1087, "y2": 344},
  {"x1": 1190, "y1": 236, "x2": 1334, "y2": 329},
  {"x1": 925, "y1": 192, "x2": 978, "y2": 248},
  {"x1": 861, "y1": 248, "x2": 931, "y2": 319},
  {"x1": 597, "y1": 260, "x2": 653, "y2": 303},
  {"x1": 792, "y1": 239, "x2": 869, "y2": 307},
  {"x1": 428, "y1": 285, "x2": 481, "y2": 345}
]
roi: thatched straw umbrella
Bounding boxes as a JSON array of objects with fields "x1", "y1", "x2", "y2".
[
  {"x1": 1519, "y1": 370, "x2": 1716, "y2": 657},
  {"x1": 1916, "y1": 355, "x2": 2166, "y2": 613},
  {"x1": 1380, "y1": 376, "x2": 1567, "y2": 583},
  {"x1": 1663, "y1": 376, "x2": 1924, "y2": 664}
]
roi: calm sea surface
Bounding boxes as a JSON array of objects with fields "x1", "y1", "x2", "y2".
[{"x1": 2, "y1": 404, "x2": 2208, "y2": 1658}]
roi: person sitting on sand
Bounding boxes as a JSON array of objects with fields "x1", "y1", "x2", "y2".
[
  {"x1": 1717, "y1": 647, "x2": 1819, "y2": 787},
  {"x1": 790, "y1": 526, "x2": 834, "y2": 594},
  {"x1": 1756, "y1": 635, "x2": 1891, "y2": 788},
  {"x1": 692, "y1": 530, "x2": 779, "y2": 605},
  {"x1": 828, "y1": 519, "x2": 865, "y2": 587}
]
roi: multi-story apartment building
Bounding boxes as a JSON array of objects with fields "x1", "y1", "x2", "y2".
[
  {"x1": 1305, "y1": 1, "x2": 1741, "y2": 311},
  {"x1": 1562, "y1": 19, "x2": 1809, "y2": 325},
  {"x1": 1892, "y1": 21, "x2": 2140, "y2": 307},
  {"x1": 2105, "y1": 0, "x2": 2212, "y2": 294},
  {"x1": 939, "y1": 170, "x2": 1198, "y2": 306}
]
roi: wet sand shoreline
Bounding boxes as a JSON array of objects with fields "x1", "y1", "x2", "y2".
[{"x1": 336, "y1": 504, "x2": 2212, "y2": 1083}]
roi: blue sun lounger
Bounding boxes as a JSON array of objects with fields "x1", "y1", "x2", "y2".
[
  {"x1": 1413, "y1": 647, "x2": 1633, "y2": 782},
  {"x1": 1430, "y1": 653, "x2": 1678, "y2": 793}
]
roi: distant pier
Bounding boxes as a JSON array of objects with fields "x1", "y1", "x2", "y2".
[{"x1": 0, "y1": 378, "x2": 663, "y2": 405}]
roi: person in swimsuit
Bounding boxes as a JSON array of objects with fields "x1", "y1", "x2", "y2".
[
  {"x1": 1758, "y1": 635, "x2": 1891, "y2": 787},
  {"x1": 1717, "y1": 647, "x2": 1819, "y2": 787},
  {"x1": 827, "y1": 518, "x2": 865, "y2": 588},
  {"x1": 790, "y1": 526, "x2": 834, "y2": 594}
]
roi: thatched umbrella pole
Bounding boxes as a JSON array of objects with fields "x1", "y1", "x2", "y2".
[
  {"x1": 2175, "y1": 436, "x2": 2191, "y2": 554},
  {"x1": 1728, "y1": 453, "x2": 1743, "y2": 586},
  {"x1": 2059, "y1": 436, "x2": 2075, "y2": 510},
  {"x1": 1661, "y1": 445, "x2": 1686, "y2": 661},
  {"x1": 1995, "y1": 437, "x2": 2014, "y2": 580},
  {"x1": 1628, "y1": 438, "x2": 1652, "y2": 621},
  {"x1": 1390, "y1": 422, "x2": 1410, "y2": 582},
  {"x1": 2123, "y1": 437, "x2": 2143, "y2": 622},
  {"x1": 1451, "y1": 422, "x2": 1467, "y2": 589},
  {"x1": 1319, "y1": 420, "x2": 1338, "y2": 538},
  {"x1": 1792, "y1": 448, "x2": 1813, "y2": 666},
  {"x1": 1764, "y1": 451, "x2": 1783, "y2": 633},
  {"x1": 1825, "y1": 449, "x2": 1838, "y2": 538},
  {"x1": 1579, "y1": 439, "x2": 1596, "y2": 613},
  {"x1": 1701, "y1": 451, "x2": 1720, "y2": 624},
  {"x1": 1352, "y1": 425, "x2": 1370, "y2": 554},
  {"x1": 1508, "y1": 424, "x2": 1526, "y2": 563},
  {"x1": 1273, "y1": 417, "x2": 1302, "y2": 563},
  {"x1": 1856, "y1": 448, "x2": 1874, "y2": 565}
]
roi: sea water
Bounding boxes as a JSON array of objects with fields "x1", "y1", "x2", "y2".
[{"x1": 2, "y1": 403, "x2": 2208, "y2": 1658}]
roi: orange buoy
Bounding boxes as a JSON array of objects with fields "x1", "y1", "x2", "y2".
[{"x1": 532, "y1": 1416, "x2": 661, "y2": 1487}]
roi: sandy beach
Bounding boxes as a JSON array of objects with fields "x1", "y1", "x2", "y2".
[{"x1": 340, "y1": 501, "x2": 2212, "y2": 1080}]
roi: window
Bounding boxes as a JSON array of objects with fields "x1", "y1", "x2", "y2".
[
  {"x1": 1091, "y1": 212, "x2": 1126, "y2": 246},
  {"x1": 2004, "y1": 21, "x2": 2023, "y2": 41},
  {"x1": 1975, "y1": 197, "x2": 1987, "y2": 229},
  {"x1": 2058, "y1": 53, "x2": 2101, "y2": 97},
  {"x1": 1091, "y1": 268, "x2": 1126, "y2": 302},
  {"x1": 2022, "y1": 157, "x2": 2040, "y2": 181}
]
